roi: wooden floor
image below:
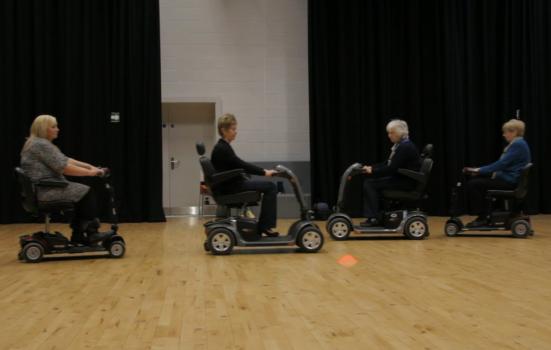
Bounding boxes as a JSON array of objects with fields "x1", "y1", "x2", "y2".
[{"x1": 1, "y1": 216, "x2": 551, "y2": 350}]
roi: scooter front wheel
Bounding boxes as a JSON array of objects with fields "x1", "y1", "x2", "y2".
[
  {"x1": 404, "y1": 217, "x2": 429, "y2": 240},
  {"x1": 327, "y1": 218, "x2": 352, "y2": 240},
  {"x1": 207, "y1": 228, "x2": 235, "y2": 255},
  {"x1": 511, "y1": 220, "x2": 530, "y2": 238},
  {"x1": 109, "y1": 241, "x2": 126, "y2": 258},
  {"x1": 297, "y1": 227, "x2": 324, "y2": 253}
]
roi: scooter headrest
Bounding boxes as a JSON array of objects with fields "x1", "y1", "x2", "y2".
[{"x1": 196, "y1": 142, "x2": 206, "y2": 156}]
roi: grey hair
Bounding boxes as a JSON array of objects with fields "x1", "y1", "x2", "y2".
[{"x1": 386, "y1": 119, "x2": 409, "y2": 138}]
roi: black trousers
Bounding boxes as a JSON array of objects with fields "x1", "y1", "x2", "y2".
[
  {"x1": 70, "y1": 188, "x2": 98, "y2": 234},
  {"x1": 467, "y1": 176, "x2": 515, "y2": 216},
  {"x1": 363, "y1": 177, "x2": 414, "y2": 218},
  {"x1": 231, "y1": 180, "x2": 278, "y2": 231}
]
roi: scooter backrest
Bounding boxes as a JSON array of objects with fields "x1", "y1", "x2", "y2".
[
  {"x1": 514, "y1": 163, "x2": 533, "y2": 199},
  {"x1": 14, "y1": 167, "x2": 39, "y2": 214},
  {"x1": 421, "y1": 144, "x2": 433, "y2": 159},
  {"x1": 196, "y1": 142, "x2": 206, "y2": 156},
  {"x1": 198, "y1": 156, "x2": 217, "y2": 189},
  {"x1": 415, "y1": 158, "x2": 434, "y2": 193}
]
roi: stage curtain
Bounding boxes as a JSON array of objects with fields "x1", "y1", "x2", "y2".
[
  {"x1": 309, "y1": 0, "x2": 551, "y2": 215},
  {"x1": 0, "y1": 0, "x2": 165, "y2": 222}
]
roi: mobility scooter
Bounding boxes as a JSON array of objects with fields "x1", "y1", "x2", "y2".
[
  {"x1": 326, "y1": 144, "x2": 434, "y2": 240},
  {"x1": 444, "y1": 163, "x2": 533, "y2": 238},
  {"x1": 196, "y1": 143, "x2": 324, "y2": 255},
  {"x1": 16, "y1": 167, "x2": 126, "y2": 263}
]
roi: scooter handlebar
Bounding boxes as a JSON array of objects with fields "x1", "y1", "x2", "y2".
[{"x1": 99, "y1": 168, "x2": 111, "y2": 178}]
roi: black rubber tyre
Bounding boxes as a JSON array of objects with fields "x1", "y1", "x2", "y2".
[
  {"x1": 404, "y1": 217, "x2": 429, "y2": 240},
  {"x1": 207, "y1": 228, "x2": 235, "y2": 255},
  {"x1": 109, "y1": 241, "x2": 126, "y2": 258},
  {"x1": 326, "y1": 217, "x2": 352, "y2": 241},
  {"x1": 511, "y1": 220, "x2": 530, "y2": 238},
  {"x1": 22, "y1": 242, "x2": 44, "y2": 263},
  {"x1": 297, "y1": 227, "x2": 324, "y2": 253},
  {"x1": 444, "y1": 221, "x2": 461, "y2": 237},
  {"x1": 203, "y1": 240, "x2": 210, "y2": 252}
]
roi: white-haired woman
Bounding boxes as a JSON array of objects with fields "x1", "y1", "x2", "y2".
[
  {"x1": 361, "y1": 119, "x2": 422, "y2": 226},
  {"x1": 463, "y1": 119, "x2": 531, "y2": 227},
  {"x1": 20, "y1": 115, "x2": 108, "y2": 245}
]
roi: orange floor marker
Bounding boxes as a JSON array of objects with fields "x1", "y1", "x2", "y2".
[{"x1": 337, "y1": 254, "x2": 358, "y2": 267}]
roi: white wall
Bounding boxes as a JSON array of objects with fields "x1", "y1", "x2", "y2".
[{"x1": 160, "y1": 0, "x2": 310, "y2": 161}]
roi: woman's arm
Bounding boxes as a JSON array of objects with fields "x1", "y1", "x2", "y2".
[
  {"x1": 478, "y1": 143, "x2": 522, "y2": 175},
  {"x1": 68, "y1": 158, "x2": 93, "y2": 169},
  {"x1": 372, "y1": 145, "x2": 415, "y2": 177},
  {"x1": 63, "y1": 164, "x2": 102, "y2": 177}
]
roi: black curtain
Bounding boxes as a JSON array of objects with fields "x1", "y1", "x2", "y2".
[
  {"x1": 0, "y1": 0, "x2": 165, "y2": 223},
  {"x1": 309, "y1": 0, "x2": 551, "y2": 216}
]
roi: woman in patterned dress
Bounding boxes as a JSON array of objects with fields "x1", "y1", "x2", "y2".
[{"x1": 20, "y1": 115, "x2": 108, "y2": 244}]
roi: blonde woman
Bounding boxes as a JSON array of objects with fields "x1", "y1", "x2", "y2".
[
  {"x1": 20, "y1": 115, "x2": 107, "y2": 244},
  {"x1": 463, "y1": 119, "x2": 531, "y2": 227},
  {"x1": 211, "y1": 114, "x2": 279, "y2": 237}
]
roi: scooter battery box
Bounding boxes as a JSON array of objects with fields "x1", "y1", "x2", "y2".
[
  {"x1": 384, "y1": 211, "x2": 403, "y2": 229},
  {"x1": 490, "y1": 211, "x2": 511, "y2": 226},
  {"x1": 237, "y1": 218, "x2": 259, "y2": 236}
]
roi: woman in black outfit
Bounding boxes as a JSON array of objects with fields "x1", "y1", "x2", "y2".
[
  {"x1": 361, "y1": 120, "x2": 422, "y2": 226},
  {"x1": 211, "y1": 114, "x2": 279, "y2": 237}
]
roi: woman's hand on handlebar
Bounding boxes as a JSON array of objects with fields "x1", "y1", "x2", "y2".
[
  {"x1": 463, "y1": 167, "x2": 480, "y2": 175},
  {"x1": 264, "y1": 169, "x2": 277, "y2": 177},
  {"x1": 90, "y1": 166, "x2": 105, "y2": 177},
  {"x1": 362, "y1": 165, "x2": 373, "y2": 174}
]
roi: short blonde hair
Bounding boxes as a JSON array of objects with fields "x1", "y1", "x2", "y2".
[
  {"x1": 217, "y1": 113, "x2": 237, "y2": 136},
  {"x1": 22, "y1": 114, "x2": 57, "y2": 152},
  {"x1": 386, "y1": 119, "x2": 409, "y2": 138},
  {"x1": 502, "y1": 119, "x2": 525, "y2": 136}
]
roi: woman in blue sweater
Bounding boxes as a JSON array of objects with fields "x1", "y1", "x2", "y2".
[{"x1": 464, "y1": 119, "x2": 531, "y2": 227}]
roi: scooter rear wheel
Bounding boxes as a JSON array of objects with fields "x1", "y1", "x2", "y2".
[
  {"x1": 22, "y1": 242, "x2": 44, "y2": 263},
  {"x1": 297, "y1": 227, "x2": 324, "y2": 253},
  {"x1": 109, "y1": 241, "x2": 126, "y2": 258},
  {"x1": 404, "y1": 217, "x2": 428, "y2": 240},
  {"x1": 444, "y1": 222, "x2": 461, "y2": 237},
  {"x1": 327, "y1": 218, "x2": 352, "y2": 240}
]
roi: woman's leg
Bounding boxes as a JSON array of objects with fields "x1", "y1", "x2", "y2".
[
  {"x1": 70, "y1": 189, "x2": 98, "y2": 243},
  {"x1": 467, "y1": 177, "x2": 515, "y2": 220},
  {"x1": 362, "y1": 177, "x2": 400, "y2": 219},
  {"x1": 362, "y1": 178, "x2": 381, "y2": 218},
  {"x1": 235, "y1": 180, "x2": 278, "y2": 232}
]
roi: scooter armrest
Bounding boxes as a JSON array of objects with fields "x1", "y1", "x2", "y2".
[
  {"x1": 397, "y1": 169, "x2": 426, "y2": 183},
  {"x1": 35, "y1": 179, "x2": 69, "y2": 188},
  {"x1": 211, "y1": 169, "x2": 246, "y2": 185}
]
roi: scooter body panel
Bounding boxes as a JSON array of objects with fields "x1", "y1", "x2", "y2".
[
  {"x1": 328, "y1": 210, "x2": 427, "y2": 235},
  {"x1": 19, "y1": 231, "x2": 123, "y2": 256},
  {"x1": 204, "y1": 217, "x2": 320, "y2": 247}
]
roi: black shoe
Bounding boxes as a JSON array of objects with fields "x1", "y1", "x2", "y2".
[
  {"x1": 70, "y1": 232, "x2": 88, "y2": 245},
  {"x1": 262, "y1": 230, "x2": 280, "y2": 237},
  {"x1": 87, "y1": 232, "x2": 111, "y2": 243},
  {"x1": 360, "y1": 218, "x2": 379, "y2": 227},
  {"x1": 466, "y1": 216, "x2": 488, "y2": 228}
]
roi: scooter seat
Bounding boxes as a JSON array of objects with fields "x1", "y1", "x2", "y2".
[
  {"x1": 486, "y1": 190, "x2": 516, "y2": 198},
  {"x1": 214, "y1": 191, "x2": 261, "y2": 206},
  {"x1": 37, "y1": 200, "x2": 75, "y2": 213},
  {"x1": 382, "y1": 190, "x2": 422, "y2": 201}
]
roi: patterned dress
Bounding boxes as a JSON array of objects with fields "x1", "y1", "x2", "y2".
[{"x1": 20, "y1": 137, "x2": 89, "y2": 203}]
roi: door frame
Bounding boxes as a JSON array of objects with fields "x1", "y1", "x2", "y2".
[
  {"x1": 162, "y1": 97, "x2": 222, "y2": 142},
  {"x1": 161, "y1": 97, "x2": 222, "y2": 216}
]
